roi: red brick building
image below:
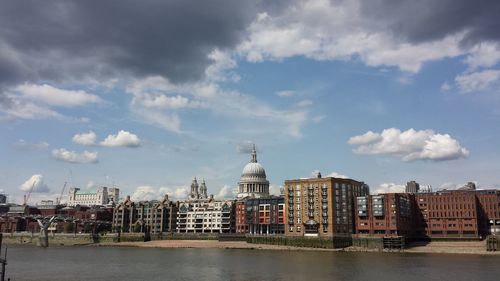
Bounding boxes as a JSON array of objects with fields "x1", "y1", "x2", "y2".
[
  {"x1": 235, "y1": 200, "x2": 247, "y2": 233},
  {"x1": 414, "y1": 191, "x2": 480, "y2": 238},
  {"x1": 355, "y1": 188, "x2": 500, "y2": 240},
  {"x1": 355, "y1": 193, "x2": 414, "y2": 237}
]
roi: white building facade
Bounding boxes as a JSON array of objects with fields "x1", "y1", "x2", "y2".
[
  {"x1": 176, "y1": 178, "x2": 235, "y2": 233},
  {"x1": 68, "y1": 186, "x2": 119, "y2": 206}
]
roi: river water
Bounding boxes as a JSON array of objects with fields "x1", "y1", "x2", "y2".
[{"x1": 5, "y1": 246, "x2": 500, "y2": 281}]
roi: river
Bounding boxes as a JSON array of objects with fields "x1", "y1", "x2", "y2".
[{"x1": 5, "y1": 246, "x2": 500, "y2": 281}]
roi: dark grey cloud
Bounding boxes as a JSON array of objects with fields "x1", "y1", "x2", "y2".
[
  {"x1": 360, "y1": 0, "x2": 500, "y2": 46},
  {"x1": 0, "y1": 0, "x2": 259, "y2": 89}
]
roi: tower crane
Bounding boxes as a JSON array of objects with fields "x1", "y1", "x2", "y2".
[
  {"x1": 56, "y1": 182, "x2": 67, "y2": 205},
  {"x1": 23, "y1": 180, "x2": 37, "y2": 206}
]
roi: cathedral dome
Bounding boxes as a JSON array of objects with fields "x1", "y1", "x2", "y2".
[
  {"x1": 240, "y1": 162, "x2": 267, "y2": 180},
  {"x1": 237, "y1": 144, "x2": 270, "y2": 199}
]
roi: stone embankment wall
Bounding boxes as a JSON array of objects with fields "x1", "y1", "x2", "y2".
[
  {"x1": 1, "y1": 232, "x2": 117, "y2": 246},
  {"x1": 246, "y1": 236, "x2": 352, "y2": 249}
]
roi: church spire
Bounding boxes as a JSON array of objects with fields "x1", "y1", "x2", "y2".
[{"x1": 251, "y1": 144, "x2": 257, "y2": 163}]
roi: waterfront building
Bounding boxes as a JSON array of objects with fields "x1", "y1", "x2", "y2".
[
  {"x1": 177, "y1": 178, "x2": 235, "y2": 233},
  {"x1": 355, "y1": 193, "x2": 414, "y2": 237},
  {"x1": 414, "y1": 190, "x2": 480, "y2": 238},
  {"x1": 284, "y1": 172, "x2": 369, "y2": 237},
  {"x1": 235, "y1": 200, "x2": 247, "y2": 233},
  {"x1": 354, "y1": 185, "x2": 500, "y2": 240},
  {"x1": 68, "y1": 186, "x2": 119, "y2": 207},
  {"x1": 237, "y1": 145, "x2": 269, "y2": 199},
  {"x1": 245, "y1": 196, "x2": 285, "y2": 235},
  {"x1": 113, "y1": 195, "x2": 177, "y2": 233}
]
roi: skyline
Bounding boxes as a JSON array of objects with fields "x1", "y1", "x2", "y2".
[{"x1": 1, "y1": 0, "x2": 500, "y2": 204}]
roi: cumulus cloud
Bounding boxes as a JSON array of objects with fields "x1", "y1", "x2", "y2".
[
  {"x1": 347, "y1": 131, "x2": 382, "y2": 145},
  {"x1": 215, "y1": 185, "x2": 237, "y2": 199},
  {"x1": 373, "y1": 183, "x2": 405, "y2": 194},
  {"x1": 348, "y1": 128, "x2": 469, "y2": 162},
  {"x1": 51, "y1": 148, "x2": 98, "y2": 164},
  {"x1": 19, "y1": 174, "x2": 50, "y2": 193},
  {"x1": 100, "y1": 130, "x2": 141, "y2": 147},
  {"x1": 72, "y1": 131, "x2": 97, "y2": 146},
  {"x1": 130, "y1": 185, "x2": 189, "y2": 202}
]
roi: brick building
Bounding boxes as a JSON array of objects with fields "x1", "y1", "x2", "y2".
[
  {"x1": 244, "y1": 196, "x2": 285, "y2": 235},
  {"x1": 355, "y1": 193, "x2": 414, "y2": 237},
  {"x1": 113, "y1": 195, "x2": 178, "y2": 234},
  {"x1": 284, "y1": 172, "x2": 369, "y2": 237},
  {"x1": 235, "y1": 200, "x2": 247, "y2": 233},
  {"x1": 355, "y1": 188, "x2": 500, "y2": 240}
]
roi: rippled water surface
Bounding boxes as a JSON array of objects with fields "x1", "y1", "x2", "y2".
[{"x1": 5, "y1": 246, "x2": 500, "y2": 281}]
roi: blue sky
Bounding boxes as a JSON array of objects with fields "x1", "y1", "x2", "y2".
[{"x1": 1, "y1": 0, "x2": 500, "y2": 203}]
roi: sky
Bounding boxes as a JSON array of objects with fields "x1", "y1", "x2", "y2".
[{"x1": 1, "y1": 0, "x2": 500, "y2": 204}]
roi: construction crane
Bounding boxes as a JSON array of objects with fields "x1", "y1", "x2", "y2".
[
  {"x1": 56, "y1": 182, "x2": 67, "y2": 205},
  {"x1": 23, "y1": 180, "x2": 37, "y2": 206}
]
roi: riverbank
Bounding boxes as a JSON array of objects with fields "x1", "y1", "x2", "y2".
[
  {"x1": 95, "y1": 239, "x2": 500, "y2": 255},
  {"x1": 96, "y1": 240, "x2": 338, "y2": 251}
]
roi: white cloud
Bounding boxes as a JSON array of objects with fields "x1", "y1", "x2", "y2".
[
  {"x1": 455, "y1": 69, "x2": 500, "y2": 93},
  {"x1": 348, "y1": 131, "x2": 382, "y2": 145},
  {"x1": 440, "y1": 82, "x2": 451, "y2": 92},
  {"x1": 100, "y1": 130, "x2": 141, "y2": 147},
  {"x1": 348, "y1": 128, "x2": 469, "y2": 162},
  {"x1": 464, "y1": 43, "x2": 500, "y2": 70},
  {"x1": 15, "y1": 83, "x2": 102, "y2": 107},
  {"x1": 238, "y1": 1, "x2": 465, "y2": 73},
  {"x1": 126, "y1": 76, "x2": 308, "y2": 138},
  {"x1": 276, "y1": 90, "x2": 295, "y2": 97},
  {"x1": 72, "y1": 131, "x2": 97, "y2": 146},
  {"x1": 312, "y1": 115, "x2": 326, "y2": 123},
  {"x1": 130, "y1": 185, "x2": 189, "y2": 201},
  {"x1": 269, "y1": 185, "x2": 282, "y2": 196},
  {"x1": 51, "y1": 148, "x2": 98, "y2": 164},
  {"x1": 87, "y1": 181, "x2": 98, "y2": 189},
  {"x1": 19, "y1": 174, "x2": 50, "y2": 193},
  {"x1": 296, "y1": 99, "x2": 313, "y2": 107},
  {"x1": 135, "y1": 94, "x2": 206, "y2": 110},
  {"x1": 1, "y1": 83, "x2": 101, "y2": 121},
  {"x1": 215, "y1": 185, "x2": 236, "y2": 199},
  {"x1": 1, "y1": 98, "x2": 63, "y2": 120},
  {"x1": 205, "y1": 49, "x2": 240, "y2": 82},
  {"x1": 14, "y1": 139, "x2": 49, "y2": 150},
  {"x1": 374, "y1": 183, "x2": 405, "y2": 194},
  {"x1": 326, "y1": 171, "x2": 349, "y2": 179}
]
